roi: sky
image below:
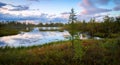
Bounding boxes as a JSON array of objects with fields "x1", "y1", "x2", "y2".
[{"x1": 0, "y1": 0, "x2": 120, "y2": 23}]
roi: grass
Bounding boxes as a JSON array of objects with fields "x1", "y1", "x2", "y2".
[{"x1": 0, "y1": 39, "x2": 120, "y2": 65}]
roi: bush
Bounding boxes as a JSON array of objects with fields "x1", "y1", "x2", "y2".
[{"x1": 0, "y1": 39, "x2": 120, "y2": 65}]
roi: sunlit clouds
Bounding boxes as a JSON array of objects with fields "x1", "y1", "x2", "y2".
[{"x1": 0, "y1": 0, "x2": 120, "y2": 23}]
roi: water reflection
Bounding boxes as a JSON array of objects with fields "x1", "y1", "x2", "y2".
[
  {"x1": 39, "y1": 27, "x2": 61, "y2": 30},
  {"x1": 0, "y1": 27, "x2": 70, "y2": 47}
]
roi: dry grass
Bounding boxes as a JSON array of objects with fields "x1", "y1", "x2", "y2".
[{"x1": 0, "y1": 39, "x2": 120, "y2": 65}]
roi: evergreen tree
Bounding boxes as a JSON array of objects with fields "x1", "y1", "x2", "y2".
[
  {"x1": 68, "y1": 8, "x2": 77, "y2": 60},
  {"x1": 69, "y1": 8, "x2": 77, "y2": 46}
]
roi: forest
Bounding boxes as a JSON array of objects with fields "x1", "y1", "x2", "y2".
[
  {"x1": 1, "y1": 15, "x2": 120, "y2": 38},
  {"x1": 65, "y1": 15, "x2": 120, "y2": 38}
]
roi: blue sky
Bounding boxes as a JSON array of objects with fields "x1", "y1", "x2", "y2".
[{"x1": 0, "y1": 0, "x2": 120, "y2": 23}]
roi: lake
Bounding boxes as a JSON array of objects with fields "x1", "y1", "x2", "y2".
[{"x1": 0, "y1": 27, "x2": 70, "y2": 47}]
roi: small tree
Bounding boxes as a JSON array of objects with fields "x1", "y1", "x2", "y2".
[
  {"x1": 69, "y1": 8, "x2": 76, "y2": 45},
  {"x1": 69, "y1": 8, "x2": 77, "y2": 51}
]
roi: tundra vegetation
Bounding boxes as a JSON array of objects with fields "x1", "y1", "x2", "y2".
[
  {"x1": 0, "y1": 39, "x2": 120, "y2": 65},
  {"x1": 0, "y1": 9, "x2": 120, "y2": 65}
]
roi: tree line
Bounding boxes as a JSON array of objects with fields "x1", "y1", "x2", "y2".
[
  {"x1": 65, "y1": 15, "x2": 120, "y2": 38},
  {"x1": 0, "y1": 15, "x2": 120, "y2": 38},
  {"x1": 0, "y1": 21, "x2": 64, "y2": 36},
  {"x1": 0, "y1": 21, "x2": 35, "y2": 36}
]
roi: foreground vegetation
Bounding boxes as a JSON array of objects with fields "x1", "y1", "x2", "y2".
[{"x1": 0, "y1": 39, "x2": 120, "y2": 65}]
